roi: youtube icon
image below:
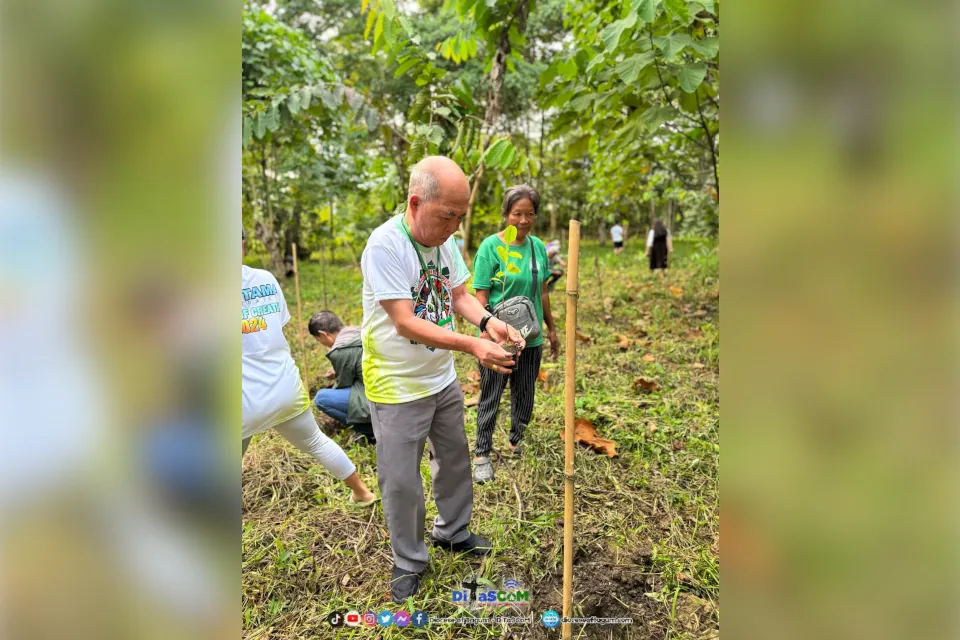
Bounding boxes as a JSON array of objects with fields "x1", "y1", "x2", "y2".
[{"x1": 345, "y1": 610, "x2": 361, "y2": 627}]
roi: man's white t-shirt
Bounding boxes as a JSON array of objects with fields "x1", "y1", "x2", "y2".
[
  {"x1": 611, "y1": 224, "x2": 624, "y2": 243},
  {"x1": 241, "y1": 265, "x2": 310, "y2": 438},
  {"x1": 361, "y1": 214, "x2": 471, "y2": 404}
]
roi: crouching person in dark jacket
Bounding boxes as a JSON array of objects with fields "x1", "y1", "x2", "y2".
[{"x1": 308, "y1": 311, "x2": 375, "y2": 444}]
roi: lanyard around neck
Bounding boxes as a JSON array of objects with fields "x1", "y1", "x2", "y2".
[{"x1": 401, "y1": 216, "x2": 451, "y2": 326}]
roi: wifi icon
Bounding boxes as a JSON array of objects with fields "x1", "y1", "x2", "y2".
[{"x1": 504, "y1": 579, "x2": 520, "y2": 590}]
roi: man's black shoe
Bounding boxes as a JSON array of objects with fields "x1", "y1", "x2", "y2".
[
  {"x1": 391, "y1": 566, "x2": 421, "y2": 602},
  {"x1": 429, "y1": 532, "x2": 492, "y2": 557}
]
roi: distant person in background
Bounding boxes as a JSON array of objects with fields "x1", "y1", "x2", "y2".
[
  {"x1": 545, "y1": 240, "x2": 566, "y2": 291},
  {"x1": 242, "y1": 231, "x2": 377, "y2": 507},
  {"x1": 309, "y1": 310, "x2": 375, "y2": 444},
  {"x1": 610, "y1": 221, "x2": 625, "y2": 254},
  {"x1": 645, "y1": 219, "x2": 673, "y2": 273}
]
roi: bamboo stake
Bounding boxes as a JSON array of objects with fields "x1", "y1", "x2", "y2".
[
  {"x1": 292, "y1": 243, "x2": 309, "y2": 390},
  {"x1": 562, "y1": 220, "x2": 581, "y2": 640}
]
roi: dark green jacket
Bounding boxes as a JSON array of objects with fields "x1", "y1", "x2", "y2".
[{"x1": 326, "y1": 328, "x2": 371, "y2": 425}]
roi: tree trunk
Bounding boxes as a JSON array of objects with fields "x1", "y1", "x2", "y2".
[
  {"x1": 598, "y1": 217, "x2": 606, "y2": 246},
  {"x1": 330, "y1": 199, "x2": 335, "y2": 264},
  {"x1": 258, "y1": 142, "x2": 284, "y2": 276},
  {"x1": 649, "y1": 198, "x2": 656, "y2": 226},
  {"x1": 548, "y1": 201, "x2": 557, "y2": 239},
  {"x1": 460, "y1": 0, "x2": 531, "y2": 252}
]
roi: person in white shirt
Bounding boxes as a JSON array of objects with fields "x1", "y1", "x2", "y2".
[
  {"x1": 610, "y1": 221, "x2": 625, "y2": 254},
  {"x1": 241, "y1": 231, "x2": 376, "y2": 506},
  {"x1": 361, "y1": 156, "x2": 524, "y2": 602}
]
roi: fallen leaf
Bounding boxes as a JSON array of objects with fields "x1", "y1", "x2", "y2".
[
  {"x1": 342, "y1": 574, "x2": 351, "y2": 587},
  {"x1": 633, "y1": 377, "x2": 660, "y2": 393},
  {"x1": 576, "y1": 331, "x2": 592, "y2": 343},
  {"x1": 616, "y1": 334, "x2": 630, "y2": 351},
  {"x1": 684, "y1": 328, "x2": 702, "y2": 340},
  {"x1": 468, "y1": 370, "x2": 481, "y2": 382},
  {"x1": 691, "y1": 363, "x2": 705, "y2": 369},
  {"x1": 693, "y1": 309, "x2": 708, "y2": 317},
  {"x1": 642, "y1": 354, "x2": 656, "y2": 363},
  {"x1": 537, "y1": 369, "x2": 549, "y2": 384},
  {"x1": 669, "y1": 286, "x2": 684, "y2": 298},
  {"x1": 461, "y1": 382, "x2": 479, "y2": 395},
  {"x1": 603, "y1": 314, "x2": 614, "y2": 323},
  {"x1": 672, "y1": 440, "x2": 685, "y2": 451},
  {"x1": 647, "y1": 422, "x2": 658, "y2": 433},
  {"x1": 560, "y1": 418, "x2": 618, "y2": 458},
  {"x1": 711, "y1": 288, "x2": 720, "y2": 298},
  {"x1": 464, "y1": 397, "x2": 479, "y2": 408},
  {"x1": 603, "y1": 297, "x2": 615, "y2": 311}
]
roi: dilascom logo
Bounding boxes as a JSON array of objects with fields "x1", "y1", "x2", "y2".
[{"x1": 451, "y1": 577, "x2": 531, "y2": 607}]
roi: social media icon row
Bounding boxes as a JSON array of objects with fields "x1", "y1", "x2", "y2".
[{"x1": 328, "y1": 609, "x2": 428, "y2": 628}]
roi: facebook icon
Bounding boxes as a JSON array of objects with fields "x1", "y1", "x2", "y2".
[{"x1": 411, "y1": 610, "x2": 429, "y2": 628}]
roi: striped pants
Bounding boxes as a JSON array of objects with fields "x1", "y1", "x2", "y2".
[{"x1": 474, "y1": 345, "x2": 543, "y2": 458}]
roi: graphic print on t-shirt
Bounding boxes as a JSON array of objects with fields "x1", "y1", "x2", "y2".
[
  {"x1": 410, "y1": 259, "x2": 452, "y2": 352},
  {"x1": 241, "y1": 282, "x2": 282, "y2": 333}
]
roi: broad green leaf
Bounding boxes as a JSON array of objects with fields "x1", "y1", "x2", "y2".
[
  {"x1": 566, "y1": 134, "x2": 591, "y2": 159},
  {"x1": 664, "y1": 0, "x2": 691, "y2": 24},
  {"x1": 496, "y1": 245, "x2": 509, "y2": 260},
  {"x1": 482, "y1": 138, "x2": 511, "y2": 168},
  {"x1": 615, "y1": 51, "x2": 656, "y2": 84},
  {"x1": 678, "y1": 89, "x2": 698, "y2": 113},
  {"x1": 632, "y1": 0, "x2": 661, "y2": 23},
  {"x1": 559, "y1": 58, "x2": 578, "y2": 79},
  {"x1": 653, "y1": 33, "x2": 693, "y2": 59},
  {"x1": 361, "y1": 0, "x2": 371, "y2": 14},
  {"x1": 317, "y1": 87, "x2": 338, "y2": 110},
  {"x1": 242, "y1": 117, "x2": 252, "y2": 147},
  {"x1": 509, "y1": 251, "x2": 523, "y2": 259},
  {"x1": 677, "y1": 63, "x2": 706, "y2": 93},
  {"x1": 600, "y1": 11, "x2": 639, "y2": 53},
  {"x1": 394, "y1": 57, "x2": 419, "y2": 77},
  {"x1": 286, "y1": 92, "x2": 299, "y2": 115},
  {"x1": 459, "y1": 37, "x2": 470, "y2": 60},
  {"x1": 504, "y1": 225, "x2": 517, "y2": 244},
  {"x1": 364, "y1": 8, "x2": 377, "y2": 39},
  {"x1": 374, "y1": 12, "x2": 385, "y2": 46},
  {"x1": 690, "y1": 36, "x2": 719, "y2": 59},
  {"x1": 253, "y1": 111, "x2": 266, "y2": 139},
  {"x1": 507, "y1": 263, "x2": 521, "y2": 274},
  {"x1": 568, "y1": 93, "x2": 595, "y2": 112},
  {"x1": 500, "y1": 144, "x2": 517, "y2": 169},
  {"x1": 586, "y1": 53, "x2": 607, "y2": 74},
  {"x1": 691, "y1": 0, "x2": 714, "y2": 13},
  {"x1": 300, "y1": 87, "x2": 313, "y2": 110},
  {"x1": 640, "y1": 106, "x2": 677, "y2": 131},
  {"x1": 264, "y1": 104, "x2": 280, "y2": 132}
]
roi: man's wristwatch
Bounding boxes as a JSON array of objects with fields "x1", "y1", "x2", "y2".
[{"x1": 479, "y1": 313, "x2": 493, "y2": 333}]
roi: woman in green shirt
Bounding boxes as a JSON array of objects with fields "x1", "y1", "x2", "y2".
[{"x1": 471, "y1": 185, "x2": 559, "y2": 484}]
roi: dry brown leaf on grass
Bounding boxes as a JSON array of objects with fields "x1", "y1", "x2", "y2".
[
  {"x1": 576, "y1": 331, "x2": 592, "y2": 343},
  {"x1": 669, "y1": 286, "x2": 684, "y2": 298},
  {"x1": 616, "y1": 335, "x2": 631, "y2": 351},
  {"x1": 684, "y1": 328, "x2": 702, "y2": 340},
  {"x1": 464, "y1": 397, "x2": 479, "y2": 408},
  {"x1": 602, "y1": 297, "x2": 615, "y2": 312},
  {"x1": 691, "y1": 363, "x2": 705, "y2": 369},
  {"x1": 647, "y1": 422, "x2": 658, "y2": 433},
  {"x1": 537, "y1": 369, "x2": 549, "y2": 384},
  {"x1": 560, "y1": 418, "x2": 618, "y2": 458},
  {"x1": 633, "y1": 377, "x2": 660, "y2": 393},
  {"x1": 461, "y1": 382, "x2": 479, "y2": 395},
  {"x1": 342, "y1": 574, "x2": 350, "y2": 587},
  {"x1": 642, "y1": 354, "x2": 656, "y2": 363},
  {"x1": 468, "y1": 370, "x2": 480, "y2": 382},
  {"x1": 672, "y1": 440, "x2": 685, "y2": 451}
]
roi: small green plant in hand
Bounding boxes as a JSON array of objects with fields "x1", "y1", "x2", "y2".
[{"x1": 490, "y1": 225, "x2": 526, "y2": 352}]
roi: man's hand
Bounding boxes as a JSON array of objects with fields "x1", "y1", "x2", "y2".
[
  {"x1": 548, "y1": 329, "x2": 559, "y2": 360},
  {"x1": 486, "y1": 318, "x2": 525, "y2": 351},
  {"x1": 472, "y1": 339, "x2": 516, "y2": 374}
]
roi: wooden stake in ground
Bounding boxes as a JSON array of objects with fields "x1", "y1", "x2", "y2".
[
  {"x1": 292, "y1": 243, "x2": 309, "y2": 391},
  {"x1": 562, "y1": 220, "x2": 581, "y2": 640}
]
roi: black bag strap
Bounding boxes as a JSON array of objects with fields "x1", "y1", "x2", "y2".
[{"x1": 529, "y1": 236, "x2": 538, "y2": 298}]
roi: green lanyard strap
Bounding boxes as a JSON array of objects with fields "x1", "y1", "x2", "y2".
[{"x1": 401, "y1": 216, "x2": 452, "y2": 327}]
